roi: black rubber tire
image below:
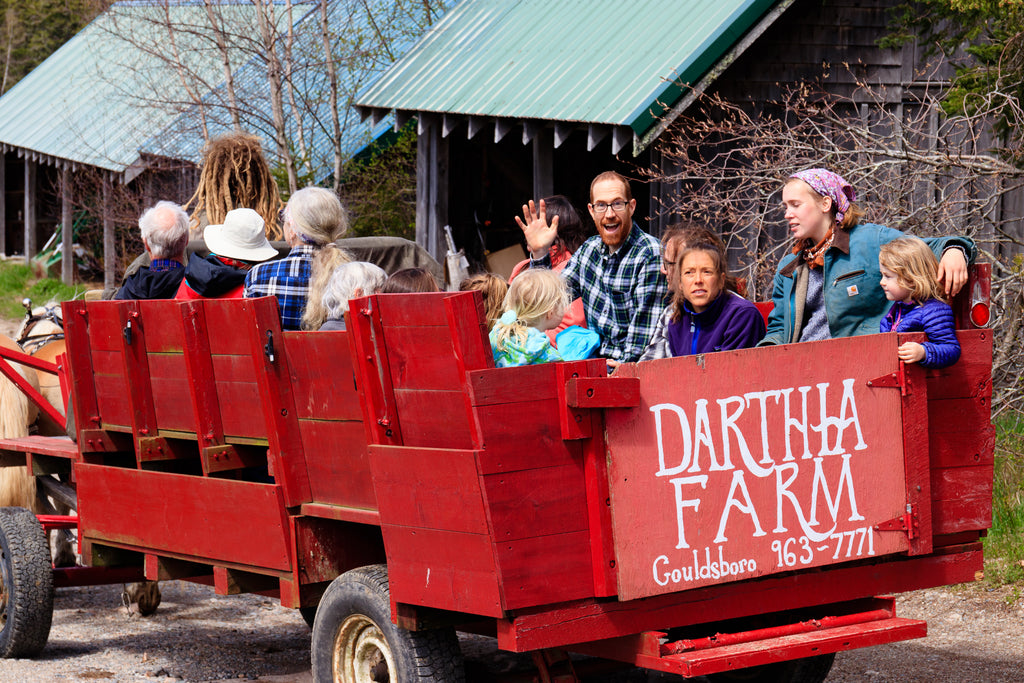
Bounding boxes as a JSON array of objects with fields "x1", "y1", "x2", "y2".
[
  {"x1": 300, "y1": 605, "x2": 317, "y2": 629},
  {"x1": 709, "y1": 652, "x2": 835, "y2": 683},
  {"x1": 311, "y1": 564, "x2": 464, "y2": 683},
  {"x1": 0, "y1": 507, "x2": 54, "y2": 658}
]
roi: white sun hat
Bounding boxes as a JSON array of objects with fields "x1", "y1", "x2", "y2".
[{"x1": 203, "y1": 208, "x2": 279, "y2": 262}]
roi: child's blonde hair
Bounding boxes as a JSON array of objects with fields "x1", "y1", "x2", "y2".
[
  {"x1": 879, "y1": 237, "x2": 947, "y2": 303},
  {"x1": 492, "y1": 269, "x2": 568, "y2": 351},
  {"x1": 460, "y1": 273, "x2": 509, "y2": 330}
]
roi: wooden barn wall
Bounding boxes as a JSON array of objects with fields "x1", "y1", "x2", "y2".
[{"x1": 648, "y1": 0, "x2": 1022, "y2": 271}]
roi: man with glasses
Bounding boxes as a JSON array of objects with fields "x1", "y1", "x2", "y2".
[{"x1": 522, "y1": 171, "x2": 667, "y2": 368}]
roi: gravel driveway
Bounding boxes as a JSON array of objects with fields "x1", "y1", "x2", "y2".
[{"x1": 1, "y1": 580, "x2": 1021, "y2": 682}]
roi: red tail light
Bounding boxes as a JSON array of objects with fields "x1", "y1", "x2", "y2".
[{"x1": 970, "y1": 301, "x2": 990, "y2": 327}]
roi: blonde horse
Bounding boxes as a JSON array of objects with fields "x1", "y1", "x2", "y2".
[{"x1": 0, "y1": 321, "x2": 161, "y2": 615}]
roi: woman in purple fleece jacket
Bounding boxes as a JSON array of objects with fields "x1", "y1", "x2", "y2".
[
  {"x1": 640, "y1": 236, "x2": 764, "y2": 360},
  {"x1": 878, "y1": 237, "x2": 961, "y2": 368}
]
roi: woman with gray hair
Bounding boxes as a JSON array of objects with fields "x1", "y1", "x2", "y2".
[
  {"x1": 244, "y1": 186, "x2": 350, "y2": 330},
  {"x1": 320, "y1": 262, "x2": 387, "y2": 331}
]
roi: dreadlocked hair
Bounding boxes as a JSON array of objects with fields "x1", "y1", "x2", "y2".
[
  {"x1": 492, "y1": 269, "x2": 568, "y2": 352},
  {"x1": 186, "y1": 132, "x2": 283, "y2": 240}
]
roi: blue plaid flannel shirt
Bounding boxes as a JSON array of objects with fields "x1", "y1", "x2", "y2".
[
  {"x1": 243, "y1": 245, "x2": 314, "y2": 330},
  {"x1": 533, "y1": 224, "x2": 667, "y2": 362}
]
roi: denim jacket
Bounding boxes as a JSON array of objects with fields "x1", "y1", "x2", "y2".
[{"x1": 760, "y1": 223, "x2": 975, "y2": 346}]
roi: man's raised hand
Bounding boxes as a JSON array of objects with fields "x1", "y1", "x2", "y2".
[{"x1": 515, "y1": 199, "x2": 559, "y2": 259}]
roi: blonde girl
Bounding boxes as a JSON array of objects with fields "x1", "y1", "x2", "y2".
[
  {"x1": 489, "y1": 269, "x2": 568, "y2": 367},
  {"x1": 878, "y1": 237, "x2": 961, "y2": 368}
]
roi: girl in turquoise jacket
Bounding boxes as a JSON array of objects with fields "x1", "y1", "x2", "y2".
[{"x1": 759, "y1": 169, "x2": 975, "y2": 346}]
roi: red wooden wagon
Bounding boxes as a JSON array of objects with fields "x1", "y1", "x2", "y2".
[{"x1": 0, "y1": 265, "x2": 994, "y2": 682}]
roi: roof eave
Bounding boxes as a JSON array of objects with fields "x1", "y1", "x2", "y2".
[{"x1": 631, "y1": 0, "x2": 795, "y2": 155}]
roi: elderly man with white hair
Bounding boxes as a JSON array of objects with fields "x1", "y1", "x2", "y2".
[{"x1": 114, "y1": 201, "x2": 190, "y2": 300}]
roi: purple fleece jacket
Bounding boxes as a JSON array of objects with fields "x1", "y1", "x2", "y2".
[
  {"x1": 666, "y1": 291, "x2": 766, "y2": 356},
  {"x1": 879, "y1": 298, "x2": 961, "y2": 368}
]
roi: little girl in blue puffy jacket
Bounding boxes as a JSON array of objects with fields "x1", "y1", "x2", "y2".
[{"x1": 878, "y1": 237, "x2": 961, "y2": 368}]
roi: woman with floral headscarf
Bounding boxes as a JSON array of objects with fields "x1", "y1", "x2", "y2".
[{"x1": 758, "y1": 168, "x2": 975, "y2": 346}]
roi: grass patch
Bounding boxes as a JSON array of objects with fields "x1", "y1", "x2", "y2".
[
  {"x1": 0, "y1": 260, "x2": 90, "y2": 321},
  {"x1": 982, "y1": 413, "x2": 1024, "y2": 585}
]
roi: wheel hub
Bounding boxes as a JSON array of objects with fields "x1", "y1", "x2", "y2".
[{"x1": 333, "y1": 613, "x2": 396, "y2": 683}]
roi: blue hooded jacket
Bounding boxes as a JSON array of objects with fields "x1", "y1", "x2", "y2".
[{"x1": 880, "y1": 298, "x2": 961, "y2": 368}]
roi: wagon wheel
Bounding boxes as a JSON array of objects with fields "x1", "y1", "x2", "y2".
[
  {"x1": 0, "y1": 507, "x2": 54, "y2": 658},
  {"x1": 709, "y1": 652, "x2": 835, "y2": 683},
  {"x1": 311, "y1": 564, "x2": 464, "y2": 683}
]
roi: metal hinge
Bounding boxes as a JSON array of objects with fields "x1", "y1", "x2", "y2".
[
  {"x1": 875, "y1": 503, "x2": 918, "y2": 540},
  {"x1": 866, "y1": 365, "x2": 908, "y2": 396}
]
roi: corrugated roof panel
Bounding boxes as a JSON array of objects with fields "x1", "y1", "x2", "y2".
[
  {"x1": 0, "y1": 1, "x2": 283, "y2": 172},
  {"x1": 356, "y1": 0, "x2": 777, "y2": 135}
]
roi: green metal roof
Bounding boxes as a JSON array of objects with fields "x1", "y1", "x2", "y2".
[
  {"x1": 0, "y1": 1, "x2": 277, "y2": 175},
  {"x1": 355, "y1": 0, "x2": 781, "y2": 153}
]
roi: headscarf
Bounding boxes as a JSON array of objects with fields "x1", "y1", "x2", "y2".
[{"x1": 789, "y1": 169, "x2": 856, "y2": 226}]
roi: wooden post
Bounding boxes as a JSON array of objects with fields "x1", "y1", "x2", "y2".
[
  {"x1": 415, "y1": 123, "x2": 449, "y2": 262},
  {"x1": 61, "y1": 166, "x2": 73, "y2": 285},
  {"x1": 103, "y1": 173, "x2": 115, "y2": 291},
  {"x1": 23, "y1": 157, "x2": 36, "y2": 266},
  {"x1": 532, "y1": 128, "x2": 553, "y2": 202}
]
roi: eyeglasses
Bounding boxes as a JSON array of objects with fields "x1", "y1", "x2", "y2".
[
  {"x1": 591, "y1": 200, "x2": 629, "y2": 214},
  {"x1": 662, "y1": 258, "x2": 677, "y2": 269}
]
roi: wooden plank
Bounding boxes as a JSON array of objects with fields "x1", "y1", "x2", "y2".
[
  {"x1": 299, "y1": 420, "x2": 375, "y2": 510},
  {"x1": 0, "y1": 435, "x2": 79, "y2": 459},
  {"x1": 930, "y1": 425, "x2": 995, "y2": 468},
  {"x1": 375, "y1": 292, "x2": 451, "y2": 326},
  {"x1": 84, "y1": 303, "x2": 126, "y2": 351},
  {"x1": 287, "y1": 333, "x2": 361, "y2": 421},
  {"x1": 481, "y1": 463, "x2": 587, "y2": 541},
  {"x1": 393, "y1": 390, "x2": 474, "y2": 448},
  {"x1": 245, "y1": 297, "x2": 311, "y2": 507},
  {"x1": 370, "y1": 445, "x2": 488, "y2": 534},
  {"x1": 474, "y1": 398, "x2": 579, "y2": 474},
  {"x1": 137, "y1": 300, "x2": 186, "y2": 352},
  {"x1": 927, "y1": 396, "x2": 990, "y2": 433},
  {"x1": 901, "y1": 362, "x2": 932, "y2": 556},
  {"x1": 75, "y1": 463, "x2": 292, "y2": 571},
  {"x1": 203, "y1": 299, "x2": 258, "y2": 355},
  {"x1": 469, "y1": 365, "x2": 559, "y2": 405},
  {"x1": 118, "y1": 301, "x2": 161, "y2": 464},
  {"x1": 495, "y1": 531, "x2": 594, "y2": 610},
  {"x1": 299, "y1": 502, "x2": 380, "y2": 526},
  {"x1": 922, "y1": 331, "x2": 992, "y2": 400},
  {"x1": 63, "y1": 300, "x2": 102, "y2": 439},
  {"x1": 496, "y1": 551, "x2": 981, "y2": 652},
  {"x1": 180, "y1": 301, "x2": 232, "y2": 466},
  {"x1": 347, "y1": 295, "x2": 403, "y2": 447},
  {"x1": 931, "y1": 465, "x2": 993, "y2": 535},
  {"x1": 382, "y1": 525, "x2": 503, "y2": 617},
  {"x1": 582, "y1": 408, "x2": 617, "y2": 597},
  {"x1": 383, "y1": 325, "x2": 463, "y2": 391},
  {"x1": 444, "y1": 291, "x2": 493, "y2": 373}
]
